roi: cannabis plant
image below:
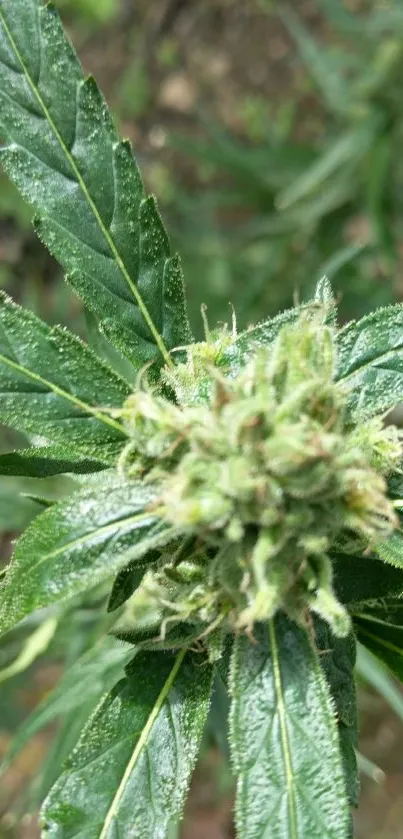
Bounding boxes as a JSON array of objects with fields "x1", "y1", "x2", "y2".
[{"x1": 1, "y1": 2, "x2": 403, "y2": 837}]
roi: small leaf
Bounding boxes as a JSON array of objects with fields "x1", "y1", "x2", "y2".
[
  {"x1": 315, "y1": 619, "x2": 359, "y2": 807},
  {"x1": 336, "y1": 304, "x2": 403, "y2": 418},
  {"x1": 0, "y1": 616, "x2": 57, "y2": 685},
  {"x1": 376, "y1": 530, "x2": 403, "y2": 569},
  {"x1": 0, "y1": 446, "x2": 106, "y2": 478},
  {"x1": 42, "y1": 650, "x2": 213, "y2": 839},
  {"x1": 0, "y1": 293, "x2": 129, "y2": 460},
  {"x1": 221, "y1": 303, "x2": 306, "y2": 371},
  {"x1": 0, "y1": 475, "x2": 176, "y2": 636},
  {"x1": 0, "y1": 0, "x2": 191, "y2": 369},
  {"x1": 230, "y1": 616, "x2": 350, "y2": 839}
]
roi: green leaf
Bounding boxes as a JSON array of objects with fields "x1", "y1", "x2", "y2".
[
  {"x1": 1, "y1": 636, "x2": 132, "y2": 771},
  {"x1": 0, "y1": 445, "x2": 106, "y2": 478},
  {"x1": 0, "y1": 0, "x2": 191, "y2": 369},
  {"x1": 335, "y1": 304, "x2": 403, "y2": 418},
  {"x1": 355, "y1": 613, "x2": 403, "y2": 682},
  {"x1": 223, "y1": 289, "x2": 336, "y2": 371},
  {"x1": 0, "y1": 293, "x2": 129, "y2": 459},
  {"x1": 376, "y1": 530, "x2": 403, "y2": 569},
  {"x1": 332, "y1": 552, "x2": 403, "y2": 605},
  {"x1": 108, "y1": 556, "x2": 159, "y2": 612},
  {"x1": 230, "y1": 617, "x2": 350, "y2": 839},
  {"x1": 0, "y1": 477, "x2": 43, "y2": 530},
  {"x1": 280, "y1": 7, "x2": 352, "y2": 115},
  {"x1": 277, "y1": 123, "x2": 378, "y2": 210},
  {"x1": 356, "y1": 643, "x2": 403, "y2": 720},
  {"x1": 315, "y1": 619, "x2": 359, "y2": 808},
  {"x1": 314, "y1": 276, "x2": 335, "y2": 308},
  {"x1": 221, "y1": 303, "x2": 305, "y2": 371},
  {"x1": 0, "y1": 475, "x2": 176, "y2": 636},
  {"x1": 42, "y1": 649, "x2": 213, "y2": 839},
  {"x1": 0, "y1": 616, "x2": 57, "y2": 685}
]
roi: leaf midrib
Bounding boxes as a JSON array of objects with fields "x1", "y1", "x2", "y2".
[
  {"x1": 98, "y1": 649, "x2": 186, "y2": 839},
  {"x1": 0, "y1": 5, "x2": 172, "y2": 368},
  {"x1": 268, "y1": 619, "x2": 298, "y2": 839},
  {"x1": 18, "y1": 507, "x2": 167, "y2": 576},
  {"x1": 0, "y1": 350, "x2": 125, "y2": 436},
  {"x1": 336, "y1": 346, "x2": 403, "y2": 385}
]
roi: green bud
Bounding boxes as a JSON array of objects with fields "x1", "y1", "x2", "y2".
[{"x1": 117, "y1": 308, "x2": 401, "y2": 644}]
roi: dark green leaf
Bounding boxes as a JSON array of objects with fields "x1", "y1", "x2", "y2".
[
  {"x1": 0, "y1": 475, "x2": 176, "y2": 636},
  {"x1": 0, "y1": 445, "x2": 106, "y2": 478},
  {"x1": 355, "y1": 613, "x2": 403, "y2": 682},
  {"x1": 0, "y1": 293, "x2": 129, "y2": 459},
  {"x1": 315, "y1": 619, "x2": 359, "y2": 808},
  {"x1": 42, "y1": 650, "x2": 213, "y2": 839},
  {"x1": 376, "y1": 530, "x2": 403, "y2": 569},
  {"x1": 332, "y1": 552, "x2": 403, "y2": 605},
  {"x1": 108, "y1": 555, "x2": 159, "y2": 612},
  {"x1": 0, "y1": 0, "x2": 191, "y2": 369},
  {"x1": 1, "y1": 636, "x2": 131, "y2": 771},
  {"x1": 336, "y1": 305, "x2": 403, "y2": 418},
  {"x1": 230, "y1": 617, "x2": 350, "y2": 839}
]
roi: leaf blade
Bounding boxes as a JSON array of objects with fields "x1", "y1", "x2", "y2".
[
  {"x1": 0, "y1": 446, "x2": 106, "y2": 477},
  {"x1": 0, "y1": 475, "x2": 175, "y2": 635},
  {"x1": 315, "y1": 619, "x2": 359, "y2": 808},
  {"x1": 41, "y1": 650, "x2": 213, "y2": 839},
  {"x1": 335, "y1": 304, "x2": 403, "y2": 418},
  {"x1": 0, "y1": 0, "x2": 191, "y2": 368},
  {"x1": 0, "y1": 293, "x2": 129, "y2": 459},
  {"x1": 230, "y1": 617, "x2": 350, "y2": 839}
]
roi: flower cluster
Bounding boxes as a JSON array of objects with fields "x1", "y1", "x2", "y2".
[{"x1": 115, "y1": 309, "x2": 401, "y2": 645}]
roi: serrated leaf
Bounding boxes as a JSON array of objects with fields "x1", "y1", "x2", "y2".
[
  {"x1": 315, "y1": 619, "x2": 359, "y2": 809},
  {"x1": 0, "y1": 0, "x2": 191, "y2": 369},
  {"x1": 0, "y1": 475, "x2": 176, "y2": 636},
  {"x1": 1, "y1": 636, "x2": 132, "y2": 771},
  {"x1": 335, "y1": 304, "x2": 403, "y2": 418},
  {"x1": 0, "y1": 293, "x2": 129, "y2": 460},
  {"x1": 230, "y1": 617, "x2": 350, "y2": 839},
  {"x1": 0, "y1": 445, "x2": 106, "y2": 478},
  {"x1": 42, "y1": 649, "x2": 213, "y2": 839},
  {"x1": 376, "y1": 530, "x2": 403, "y2": 569}
]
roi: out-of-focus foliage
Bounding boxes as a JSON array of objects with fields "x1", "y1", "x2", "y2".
[{"x1": 168, "y1": 0, "x2": 403, "y2": 332}]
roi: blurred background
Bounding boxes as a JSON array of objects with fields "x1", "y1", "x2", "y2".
[{"x1": 1, "y1": 0, "x2": 403, "y2": 836}]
